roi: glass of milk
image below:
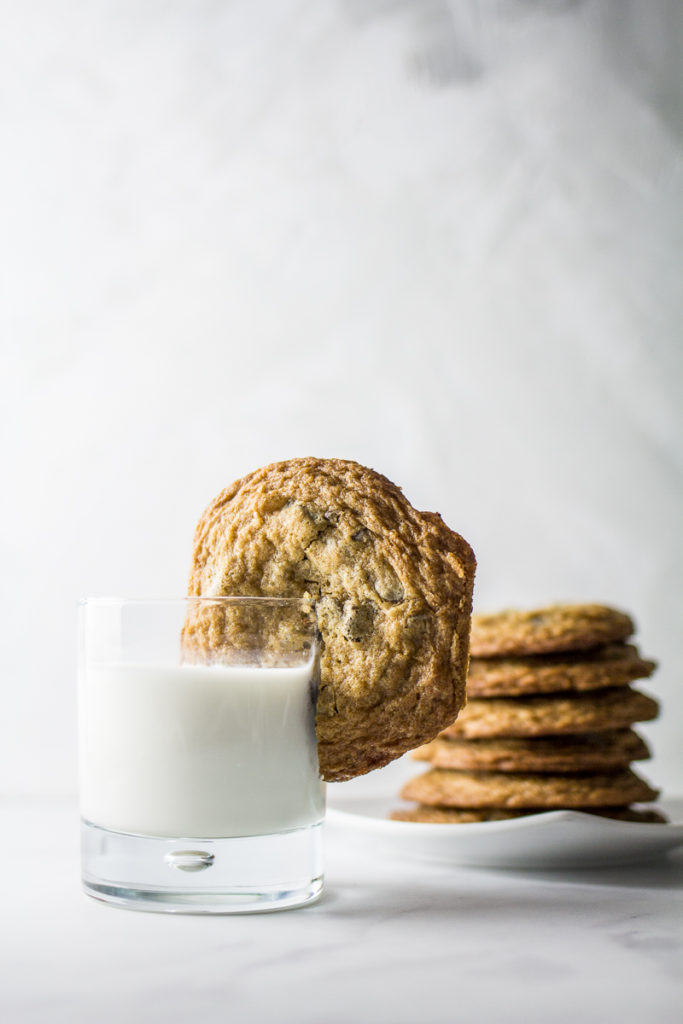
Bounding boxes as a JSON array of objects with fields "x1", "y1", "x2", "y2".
[{"x1": 78, "y1": 597, "x2": 325, "y2": 913}]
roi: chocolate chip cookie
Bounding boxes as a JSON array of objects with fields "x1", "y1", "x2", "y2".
[
  {"x1": 400, "y1": 767, "x2": 659, "y2": 809},
  {"x1": 390, "y1": 806, "x2": 528, "y2": 823},
  {"x1": 467, "y1": 644, "x2": 656, "y2": 698},
  {"x1": 470, "y1": 604, "x2": 634, "y2": 657},
  {"x1": 412, "y1": 729, "x2": 650, "y2": 772},
  {"x1": 390, "y1": 804, "x2": 667, "y2": 823},
  {"x1": 441, "y1": 687, "x2": 658, "y2": 739},
  {"x1": 186, "y1": 457, "x2": 476, "y2": 782}
]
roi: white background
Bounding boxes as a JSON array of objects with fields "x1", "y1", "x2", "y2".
[{"x1": 1, "y1": 0, "x2": 681, "y2": 797}]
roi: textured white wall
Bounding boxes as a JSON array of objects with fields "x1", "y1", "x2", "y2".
[{"x1": 1, "y1": 0, "x2": 681, "y2": 795}]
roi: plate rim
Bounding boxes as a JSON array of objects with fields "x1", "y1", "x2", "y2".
[{"x1": 326, "y1": 802, "x2": 683, "y2": 837}]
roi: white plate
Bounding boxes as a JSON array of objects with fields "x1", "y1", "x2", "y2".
[{"x1": 326, "y1": 756, "x2": 683, "y2": 869}]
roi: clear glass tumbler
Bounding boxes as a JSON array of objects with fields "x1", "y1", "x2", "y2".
[{"x1": 78, "y1": 597, "x2": 325, "y2": 913}]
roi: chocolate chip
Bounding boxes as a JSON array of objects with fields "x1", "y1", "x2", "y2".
[
  {"x1": 343, "y1": 601, "x2": 376, "y2": 642},
  {"x1": 351, "y1": 527, "x2": 372, "y2": 543},
  {"x1": 374, "y1": 564, "x2": 405, "y2": 604}
]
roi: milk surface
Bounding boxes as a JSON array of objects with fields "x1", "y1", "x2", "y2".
[{"x1": 79, "y1": 660, "x2": 325, "y2": 838}]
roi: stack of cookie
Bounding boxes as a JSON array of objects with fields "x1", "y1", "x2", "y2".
[{"x1": 392, "y1": 604, "x2": 665, "y2": 823}]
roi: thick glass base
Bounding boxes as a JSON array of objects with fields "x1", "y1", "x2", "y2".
[{"x1": 81, "y1": 819, "x2": 324, "y2": 914}]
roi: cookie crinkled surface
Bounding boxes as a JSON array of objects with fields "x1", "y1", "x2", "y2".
[{"x1": 186, "y1": 458, "x2": 476, "y2": 782}]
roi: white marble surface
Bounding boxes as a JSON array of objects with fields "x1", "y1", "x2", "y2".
[
  {"x1": 2, "y1": 7, "x2": 681, "y2": 1015},
  {"x1": 2, "y1": 797, "x2": 682, "y2": 1024},
  {"x1": 1, "y1": 1, "x2": 682, "y2": 800},
  {"x1": 2, "y1": 8, "x2": 681, "y2": 1016}
]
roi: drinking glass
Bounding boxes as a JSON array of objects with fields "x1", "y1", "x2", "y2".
[{"x1": 79, "y1": 597, "x2": 325, "y2": 913}]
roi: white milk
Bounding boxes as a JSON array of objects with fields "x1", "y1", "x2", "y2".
[{"x1": 79, "y1": 660, "x2": 325, "y2": 838}]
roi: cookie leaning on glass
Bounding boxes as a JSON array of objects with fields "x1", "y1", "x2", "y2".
[{"x1": 184, "y1": 457, "x2": 476, "y2": 782}]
